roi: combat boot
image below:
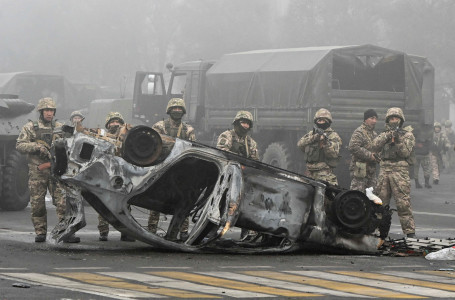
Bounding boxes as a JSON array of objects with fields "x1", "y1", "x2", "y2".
[
  {"x1": 414, "y1": 179, "x2": 422, "y2": 189},
  {"x1": 99, "y1": 233, "x2": 108, "y2": 241},
  {"x1": 433, "y1": 179, "x2": 439, "y2": 185},
  {"x1": 424, "y1": 177, "x2": 432, "y2": 188},
  {"x1": 35, "y1": 234, "x2": 46, "y2": 243},
  {"x1": 406, "y1": 233, "x2": 416, "y2": 238}
]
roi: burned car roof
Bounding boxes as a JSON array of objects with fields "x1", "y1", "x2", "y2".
[{"x1": 51, "y1": 124, "x2": 388, "y2": 254}]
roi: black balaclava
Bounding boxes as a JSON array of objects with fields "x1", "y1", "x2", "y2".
[
  {"x1": 315, "y1": 118, "x2": 330, "y2": 130},
  {"x1": 234, "y1": 120, "x2": 250, "y2": 137}
]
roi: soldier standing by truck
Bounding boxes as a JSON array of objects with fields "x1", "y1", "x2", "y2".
[
  {"x1": 443, "y1": 120, "x2": 455, "y2": 172},
  {"x1": 297, "y1": 108, "x2": 342, "y2": 186},
  {"x1": 430, "y1": 122, "x2": 450, "y2": 184},
  {"x1": 413, "y1": 127, "x2": 432, "y2": 188},
  {"x1": 16, "y1": 98, "x2": 79, "y2": 243},
  {"x1": 372, "y1": 107, "x2": 416, "y2": 238},
  {"x1": 348, "y1": 109, "x2": 379, "y2": 192},
  {"x1": 217, "y1": 110, "x2": 259, "y2": 240},
  {"x1": 147, "y1": 98, "x2": 195, "y2": 241},
  {"x1": 102, "y1": 112, "x2": 135, "y2": 242}
]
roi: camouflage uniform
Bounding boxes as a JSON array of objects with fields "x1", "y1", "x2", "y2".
[
  {"x1": 372, "y1": 107, "x2": 416, "y2": 236},
  {"x1": 413, "y1": 128, "x2": 432, "y2": 188},
  {"x1": 443, "y1": 120, "x2": 455, "y2": 171},
  {"x1": 348, "y1": 122, "x2": 378, "y2": 192},
  {"x1": 97, "y1": 112, "x2": 128, "y2": 238},
  {"x1": 16, "y1": 98, "x2": 66, "y2": 237},
  {"x1": 148, "y1": 99, "x2": 195, "y2": 236},
  {"x1": 430, "y1": 122, "x2": 450, "y2": 183},
  {"x1": 216, "y1": 111, "x2": 259, "y2": 160},
  {"x1": 297, "y1": 108, "x2": 342, "y2": 186},
  {"x1": 217, "y1": 110, "x2": 259, "y2": 240}
]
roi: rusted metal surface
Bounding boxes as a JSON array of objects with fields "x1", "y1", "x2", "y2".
[{"x1": 51, "y1": 125, "x2": 388, "y2": 254}]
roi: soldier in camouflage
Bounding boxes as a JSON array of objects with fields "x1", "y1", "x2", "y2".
[
  {"x1": 348, "y1": 109, "x2": 379, "y2": 192},
  {"x1": 413, "y1": 127, "x2": 432, "y2": 188},
  {"x1": 216, "y1": 110, "x2": 259, "y2": 160},
  {"x1": 16, "y1": 98, "x2": 79, "y2": 243},
  {"x1": 217, "y1": 110, "x2": 259, "y2": 240},
  {"x1": 372, "y1": 107, "x2": 416, "y2": 238},
  {"x1": 70, "y1": 110, "x2": 84, "y2": 125},
  {"x1": 147, "y1": 99, "x2": 195, "y2": 241},
  {"x1": 442, "y1": 120, "x2": 455, "y2": 172},
  {"x1": 430, "y1": 122, "x2": 450, "y2": 184},
  {"x1": 297, "y1": 108, "x2": 342, "y2": 186},
  {"x1": 103, "y1": 112, "x2": 135, "y2": 242}
]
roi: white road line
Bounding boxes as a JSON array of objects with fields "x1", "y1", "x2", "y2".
[
  {"x1": 381, "y1": 265, "x2": 426, "y2": 268},
  {"x1": 287, "y1": 270, "x2": 455, "y2": 298},
  {"x1": 0, "y1": 273, "x2": 164, "y2": 299},
  {"x1": 218, "y1": 266, "x2": 273, "y2": 269},
  {"x1": 137, "y1": 266, "x2": 191, "y2": 269},
  {"x1": 413, "y1": 211, "x2": 455, "y2": 218},
  {"x1": 199, "y1": 271, "x2": 367, "y2": 298},
  {"x1": 381, "y1": 271, "x2": 455, "y2": 284},
  {"x1": 102, "y1": 271, "x2": 273, "y2": 298},
  {"x1": 53, "y1": 267, "x2": 111, "y2": 270}
]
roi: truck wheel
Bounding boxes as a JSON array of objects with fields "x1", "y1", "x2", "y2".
[
  {"x1": 0, "y1": 151, "x2": 30, "y2": 211},
  {"x1": 262, "y1": 142, "x2": 291, "y2": 170}
]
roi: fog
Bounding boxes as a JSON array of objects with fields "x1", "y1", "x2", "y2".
[{"x1": 1, "y1": 0, "x2": 454, "y2": 119}]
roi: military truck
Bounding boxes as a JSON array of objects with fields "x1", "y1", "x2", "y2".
[
  {"x1": 0, "y1": 71, "x2": 100, "y2": 118},
  {"x1": 0, "y1": 94, "x2": 34, "y2": 210},
  {"x1": 133, "y1": 45, "x2": 434, "y2": 188}
]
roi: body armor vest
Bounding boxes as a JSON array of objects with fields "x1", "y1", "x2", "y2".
[
  {"x1": 32, "y1": 120, "x2": 55, "y2": 147},
  {"x1": 164, "y1": 119, "x2": 188, "y2": 139},
  {"x1": 231, "y1": 139, "x2": 248, "y2": 158}
]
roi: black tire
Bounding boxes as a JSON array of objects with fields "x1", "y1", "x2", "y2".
[
  {"x1": 262, "y1": 142, "x2": 292, "y2": 170},
  {"x1": 0, "y1": 150, "x2": 30, "y2": 211}
]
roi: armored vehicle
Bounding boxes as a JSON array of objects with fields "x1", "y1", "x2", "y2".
[
  {"x1": 133, "y1": 45, "x2": 434, "y2": 188},
  {"x1": 0, "y1": 94, "x2": 33, "y2": 210}
]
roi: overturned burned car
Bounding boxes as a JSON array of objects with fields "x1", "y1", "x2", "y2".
[{"x1": 51, "y1": 124, "x2": 390, "y2": 254}]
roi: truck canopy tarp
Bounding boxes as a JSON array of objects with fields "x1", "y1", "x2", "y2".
[{"x1": 206, "y1": 44, "x2": 433, "y2": 110}]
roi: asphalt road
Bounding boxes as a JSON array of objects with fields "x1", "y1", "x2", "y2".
[{"x1": 0, "y1": 171, "x2": 454, "y2": 299}]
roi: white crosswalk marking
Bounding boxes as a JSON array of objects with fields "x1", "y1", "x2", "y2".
[
  {"x1": 102, "y1": 271, "x2": 273, "y2": 298},
  {"x1": 199, "y1": 271, "x2": 368, "y2": 298},
  {"x1": 381, "y1": 271, "x2": 455, "y2": 284},
  {"x1": 0, "y1": 272, "x2": 165, "y2": 299},
  {"x1": 288, "y1": 270, "x2": 455, "y2": 298}
]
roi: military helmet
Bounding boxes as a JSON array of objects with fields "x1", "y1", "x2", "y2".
[
  {"x1": 385, "y1": 107, "x2": 405, "y2": 123},
  {"x1": 36, "y1": 97, "x2": 56, "y2": 111},
  {"x1": 434, "y1": 122, "x2": 442, "y2": 129},
  {"x1": 313, "y1": 108, "x2": 332, "y2": 124},
  {"x1": 166, "y1": 98, "x2": 186, "y2": 114},
  {"x1": 70, "y1": 110, "x2": 85, "y2": 121},
  {"x1": 105, "y1": 112, "x2": 125, "y2": 129},
  {"x1": 444, "y1": 120, "x2": 452, "y2": 127},
  {"x1": 232, "y1": 110, "x2": 254, "y2": 128}
]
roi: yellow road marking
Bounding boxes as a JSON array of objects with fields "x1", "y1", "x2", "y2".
[
  {"x1": 148, "y1": 271, "x2": 319, "y2": 297},
  {"x1": 418, "y1": 270, "x2": 455, "y2": 279},
  {"x1": 334, "y1": 271, "x2": 455, "y2": 292},
  {"x1": 51, "y1": 272, "x2": 216, "y2": 298},
  {"x1": 243, "y1": 271, "x2": 420, "y2": 298}
]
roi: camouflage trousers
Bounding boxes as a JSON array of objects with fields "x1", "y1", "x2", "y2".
[
  {"x1": 414, "y1": 154, "x2": 431, "y2": 180},
  {"x1": 374, "y1": 167, "x2": 415, "y2": 235},
  {"x1": 98, "y1": 215, "x2": 109, "y2": 235},
  {"x1": 443, "y1": 148, "x2": 454, "y2": 171},
  {"x1": 430, "y1": 153, "x2": 441, "y2": 180},
  {"x1": 148, "y1": 210, "x2": 189, "y2": 234},
  {"x1": 306, "y1": 167, "x2": 338, "y2": 186},
  {"x1": 28, "y1": 165, "x2": 66, "y2": 235},
  {"x1": 350, "y1": 168, "x2": 377, "y2": 192}
]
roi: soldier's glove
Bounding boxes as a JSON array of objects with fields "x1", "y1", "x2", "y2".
[{"x1": 38, "y1": 145, "x2": 51, "y2": 159}]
